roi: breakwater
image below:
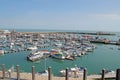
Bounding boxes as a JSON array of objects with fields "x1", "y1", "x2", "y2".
[
  {"x1": 19, "y1": 31, "x2": 116, "y2": 35},
  {"x1": 90, "y1": 40, "x2": 120, "y2": 45},
  {"x1": 66, "y1": 31, "x2": 116, "y2": 35}
]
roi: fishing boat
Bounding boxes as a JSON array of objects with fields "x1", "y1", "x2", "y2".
[{"x1": 60, "y1": 65, "x2": 84, "y2": 77}]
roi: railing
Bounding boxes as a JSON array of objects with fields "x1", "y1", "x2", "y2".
[{"x1": 0, "y1": 64, "x2": 119, "y2": 80}]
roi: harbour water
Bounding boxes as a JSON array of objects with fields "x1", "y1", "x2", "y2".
[{"x1": 0, "y1": 29, "x2": 120, "y2": 76}]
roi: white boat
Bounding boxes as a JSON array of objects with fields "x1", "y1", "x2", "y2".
[
  {"x1": 54, "y1": 43, "x2": 62, "y2": 47},
  {"x1": 60, "y1": 65, "x2": 84, "y2": 77},
  {"x1": 83, "y1": 46, "x2": 93, "y2": 52},
  {"x1": 27, "y1": 50, "x2": 50, "y2": 61},
  {"x1": 86, "y1": 47, "x2": 93, "y2": 52},
  {"x1": 40, "y1": 50, "x2": 50, "y2": 57},
  {"x1": 8, "y1": 65, "x2": 14, "y2": 72},
  {"x1": 10, "y1": 42, "x2": 14, "y2": 46},
  {"x1": 27, "y1": 51, "x2": 44, "y2": 61},
  {"x1": 38, "y1": 70, "x2": 48, "y2": 76},
  {"x1": 0, "y1": 49, "x2": 4, "y2": 55},
  {"x1": 76, "y1": 50, "x2": 82, "y2": 57},
  {"x1": 100, "y1": 70, "x2": 115, "y2": 75},
  {"x1": 105, "y1": 70, "x2": 115, "y2": 75},
  {"x1": 36, "y1": 58, "x2": 48, "y2": 76},
  {"x1": 27, "y1": 46, "x2": 38, "y2": 50}
]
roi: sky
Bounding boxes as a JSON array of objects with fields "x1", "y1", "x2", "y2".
[{"x1": 0, "y1": 0, "x2": 120, "y2": 31}]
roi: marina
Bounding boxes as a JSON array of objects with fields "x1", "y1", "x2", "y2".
[
  {"x1": 1, "y1": 0, "x2": 120, "y2": 79},
  {"x1": 0, "y1": 29, "x2": 120, "y2": 77}
]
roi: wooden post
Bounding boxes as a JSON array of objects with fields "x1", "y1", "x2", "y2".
[
  {"x1": 116, "y1": 69, "x2": 120, "y2": 80},
  {"x1": 2, "y1": 64, "x2": 5, "y2": 79},
  {"x1": 83, "y1": 68, "x2": 87, "y2": 80},
  {"x1": 65, "y1": 68, "x2": 69, "y2": 80},
  {"x1": 16, "y1": 65, "x2": 20, "y2": 80},
  {"x1": 101, "y1": 69, "x2": 105, "y2": 80},
  {"x1": 32, "y1": 66, "x2": 35, "y2": 80},
  {"x1": 48, "y1": 67, "x2": 52, "y2": 80}
]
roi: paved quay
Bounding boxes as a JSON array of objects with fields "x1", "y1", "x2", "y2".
[
  {"x1": 0, "y1": 71, "x2": 116, "y2": 80},
  {"x1": 0, "y1": 71, "x2": 95, "y2": 80}
]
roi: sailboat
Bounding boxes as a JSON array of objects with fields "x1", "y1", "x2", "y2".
[
  {"x1": 37, "y1": 58, "x2": 48, "y2": 76},
  {"x1": 8, "y1": 65, "x2": 14, "y2": 72},
  {"x1": 40, "y1": 58, "x2": 48, "y2": 76}
]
